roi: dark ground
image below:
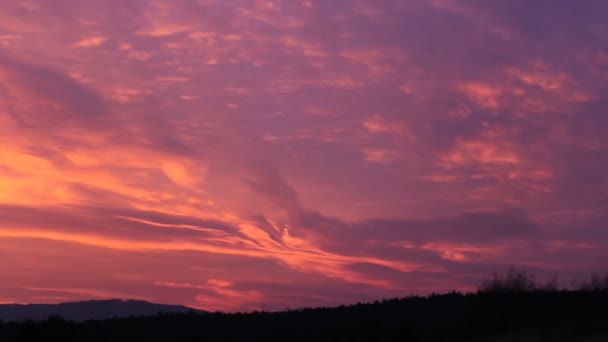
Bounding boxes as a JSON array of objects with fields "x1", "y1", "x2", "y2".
[{"x1": 1, "y1": 290, "x2": 607, "y2": 341}]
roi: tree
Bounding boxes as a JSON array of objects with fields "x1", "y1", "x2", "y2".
[{"x1": 479, "y1": 266, "x2": 536, "y2": 293}]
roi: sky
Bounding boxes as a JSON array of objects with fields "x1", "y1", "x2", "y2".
[{"x1": 0, "y1": 0, "x2": 607, "y2": 312}]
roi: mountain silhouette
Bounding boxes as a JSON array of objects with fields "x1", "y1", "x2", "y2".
[{"x1": 0, "y1": 299, "x2": 204, "y2": 321}]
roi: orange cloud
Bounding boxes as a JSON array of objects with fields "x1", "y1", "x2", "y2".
[
  {"x1": 362, "y1": 148, "x2": 400, "y2": 163},
  {"x1": 363, "y1": 114, "x2": 407, "y2": 134},
  {"x1": 74, "y1": 36, "x2": 107, "y2": 48},
  {"x1": 439, "y1": 138, "x2": 519, "y2": 168},
  {"x1": 458, "y1": 82, "x2": 503, "y2": 110}
]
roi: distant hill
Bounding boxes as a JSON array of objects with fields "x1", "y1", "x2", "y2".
[{"x1": 0, "y1": 299, "x2": 204, "y2": 321}]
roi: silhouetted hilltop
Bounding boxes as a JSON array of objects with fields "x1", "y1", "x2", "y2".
[
  {"x1": 0, "y1": 299, "x2": 203, "y2": 321},
  {"x1": 1, "y1": 290, "x2": 608, "y2": 341}
]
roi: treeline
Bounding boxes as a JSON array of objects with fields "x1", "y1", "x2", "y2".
[
  {"x1": 1, "y1": 271, "x2": 608, "y2": 341},
  {"x1": 479, "y1": 267, "x2": 608, "y2": 293}
]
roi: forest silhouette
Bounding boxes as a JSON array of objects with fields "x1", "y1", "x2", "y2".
[{"x1": 1, "y1": 269, "x2": 608, "y2": 341}]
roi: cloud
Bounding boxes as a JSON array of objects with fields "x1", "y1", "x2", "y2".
[
  {"x1": 0, "y1": 51, "x2": 106, "y2": 128},
  {"x1": 74, "y1": 36, "x2": 108, "y2": 48},
  {"x1": 361, "y1": 148, "x2": 400, "y2": 163},
  {"x1": 243, "y1": 163, "x2": 300, "y2": 211},
  {"x1": 363, "y1": 114, "x2": 406, "y2": 134}
]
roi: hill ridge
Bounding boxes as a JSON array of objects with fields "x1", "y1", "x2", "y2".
[{"x1": 0, "y1": 299, "x2": 204, "y2": 321}]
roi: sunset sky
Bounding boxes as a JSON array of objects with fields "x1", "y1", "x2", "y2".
[{"x1": 1, "y1": 0, "x2": 608, "y2": 312}]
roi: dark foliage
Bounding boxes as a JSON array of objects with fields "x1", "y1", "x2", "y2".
[
  {"x1": 1, "y1": 289, "x2": 608, "y2": 341},
  {"x1": 579, "y1": 272, "x2": 608, "y2": 291},
  {"x1": 479, "y1": 266, "x2": 548, "y2": 293}
]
